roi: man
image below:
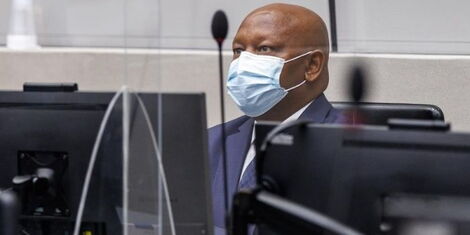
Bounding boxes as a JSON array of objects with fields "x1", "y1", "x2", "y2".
[{"x1": 208, "y1": 3, "x2": 346, "y2": 233}]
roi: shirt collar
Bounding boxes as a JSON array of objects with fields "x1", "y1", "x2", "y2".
[
  {"x1": 280, "y1": 100, "x2": 313, "y2": 125},
  {"x1": 251, "y1": 100, "x2": 314, "y2": 142}
]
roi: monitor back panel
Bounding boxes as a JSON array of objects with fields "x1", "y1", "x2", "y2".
[
  {"x1": 0, "y1": 91, "x2": 212, "y2": 235},
  {"x1": 256, "y1": 123, "x2": 470, "y2": 234}
]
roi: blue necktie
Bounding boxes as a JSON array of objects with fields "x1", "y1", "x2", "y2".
[{"x1": 238, "y1": 158, "x2": 256, "y2": 190}]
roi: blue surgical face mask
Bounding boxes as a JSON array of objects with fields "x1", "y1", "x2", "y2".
[{"x1": 226, "y1": 50, "x2": 313, "y2": 117}]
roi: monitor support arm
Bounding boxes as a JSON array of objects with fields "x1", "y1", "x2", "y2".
[
  {"x1": 230, "y1": 189, "x2": 364, "y2": 235},
  {"x1": 0, "y1": 190, "x2": 19, "y2": 235}
]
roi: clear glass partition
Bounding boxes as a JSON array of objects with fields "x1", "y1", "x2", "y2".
[
  {"x1": 2, "y1": 0, "x2": 470, "y2": 235},
  {"x1": 1, "y1": 0, "x2": 175, "y2": 234}
]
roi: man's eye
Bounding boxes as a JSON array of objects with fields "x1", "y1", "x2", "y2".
[
  {"x1": 233, "y1": 48, "x2": 244, "y2": 55},
  {"x1": 258, "y1": 46, "x2": 272, "y2": 53}
]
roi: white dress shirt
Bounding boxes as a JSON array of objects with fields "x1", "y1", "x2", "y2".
[{"x1": 239, "y1": 101, "x2": 313, "y2": 181}]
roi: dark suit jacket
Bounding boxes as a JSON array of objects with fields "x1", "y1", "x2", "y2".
[{"x1": 208, "y1": 93, "x2": 346, "y2": 234}]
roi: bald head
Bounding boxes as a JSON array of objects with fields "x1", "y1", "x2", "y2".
[
  {"x1": 236, "y1": 3, "x2": 329, "y2": 56},
  {"x1": 231, "y1": 3, "x2": 331, "y2": 121}
]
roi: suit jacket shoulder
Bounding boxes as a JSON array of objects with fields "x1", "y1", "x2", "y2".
[
  {"x1": 298, "y1": 93, "x2": 346, "y2": 124},
  {"x1": 207, "y1": 115, "x2": 253, "y2": 180}
]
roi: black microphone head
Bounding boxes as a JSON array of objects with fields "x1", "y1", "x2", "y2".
[
  {"x1": 211, "y1": 10, "x2": 228, "y2": 45},
  {"x1": 349, "y1": 64, "x2": 368, "y2": 103}
]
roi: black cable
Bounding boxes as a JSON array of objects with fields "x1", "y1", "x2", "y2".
[{"x1": 218, "y1": 45, "x2": 229, "y2": 215}]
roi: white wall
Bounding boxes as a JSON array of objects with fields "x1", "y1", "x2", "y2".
[
  {"x1": 3, "y1": 0, "x2": 470, "y2": 54},
  {"x1": 1, "y1": 48, "x2": 469, "y2": 131},
  {"x1": 0, "y1": 0, "x2": 329, "y2": 50},
  {"x1": 336, "y1": 0, "x2": 470, "y2": 54}
]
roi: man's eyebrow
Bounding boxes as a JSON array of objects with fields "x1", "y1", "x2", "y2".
[{"x1": 232, "y1": 40, "x2": 244, "y2": 47}]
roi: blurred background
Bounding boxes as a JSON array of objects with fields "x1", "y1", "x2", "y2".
[{"x1": 0, "y1": 0, "x2": 469, "y2": 130}]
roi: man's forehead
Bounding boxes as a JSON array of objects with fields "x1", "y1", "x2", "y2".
[
  {"x1": 241, "y1": 10, "x2": 295, "y2": 30},
  {"x1": 235, "y1": 11, "x2": 296, "y2": 42}
]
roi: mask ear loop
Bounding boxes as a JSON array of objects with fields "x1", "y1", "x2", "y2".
[
  {"x1": 284, "y1": 51, "x2": 314, "y2": 63},
  {"x1": 283, "y1": 51, "x2": 313, "y2": 92},
  {"x1": 285, "y1": 80, "x2": 306, "y2": 92}
]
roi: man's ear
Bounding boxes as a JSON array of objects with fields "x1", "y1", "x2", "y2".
[{"x1": 305, "y1": 50, "x2": 325, "y2": 82}]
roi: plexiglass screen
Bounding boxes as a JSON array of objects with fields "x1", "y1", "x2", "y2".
[{"x1": 1, "y1": 0, "x2": 470, "y2": 235}]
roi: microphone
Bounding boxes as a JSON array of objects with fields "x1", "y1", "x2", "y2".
[
  {"x1": 348, "y1": 64, "x2": 368, "y2": 124},
  {"x1": 211, "y1": 9, "x2": 230, "y2": 222},
  {"x1": 212, "y1": 10, "x2": 229, "y2": 46},
  {"x1": 350, "y1": 65, "x2": 367, "y2": 103}
]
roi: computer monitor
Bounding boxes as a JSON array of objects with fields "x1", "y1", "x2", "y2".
[
  {"x1": 255, "y1": 122, "x2": 470, "y2": 235},
  {"x1": 0, "y1": 90, "x2": 212, "y2": 235}
]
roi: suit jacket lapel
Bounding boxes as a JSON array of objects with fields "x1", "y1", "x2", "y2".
[
  {"x1": 225, "y1": 118, "x2": 254, "y2": 194},
  {"x1": 212, "y1": 116, "x2": 253, "y2": 228},
  {"x1": 298, "y1": 93, "x2": 333, "y2": 123}
]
